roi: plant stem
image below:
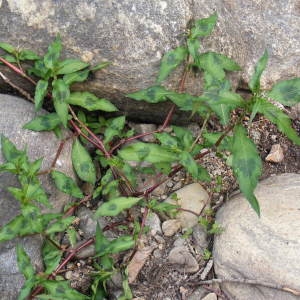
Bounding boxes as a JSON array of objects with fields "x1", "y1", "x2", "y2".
[{"x1": 0, "y1": 56, "x2": 36, "y2": 85}]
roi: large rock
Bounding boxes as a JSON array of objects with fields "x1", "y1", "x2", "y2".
[
  {"x1": 1, "y1": 1, "x2": 300, "y2": 121},
  {"x1": 213, "y1": 173, "x2": 300, "y2": 300},
  {"x1": 0, "y1": 94, "x2": 75, "y2": 299}
]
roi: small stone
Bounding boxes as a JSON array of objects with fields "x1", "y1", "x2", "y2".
[
  {"x1": 265, "y1": 144, "x2": 284, "y2": 163},
  {"x1": 168, "y1": 246, "x2": 199, "y2": 273},
  {"x1": 165, "y1": 183, "x2": 209, "y2": 228},
  {"x1": 75, "y1": 244, "x2": 95, "y2": 259},
  {"x1": 128, "y1": 245, "x2": 156, "y2": 283},
  {"x1": 65, "y1": 271, "x2": 73, "y2": 280},
  {"x1": 162, "y1": 219, "x2": 181, "y2": 236},
  {"x1": 192, "y1": 225, "x2": 208, "y2": 254},
  {"x1": 145, "y1": 212, "x2": 162, "y2": 236},
  {"x1": 201, "y1": 293, "x2": 218, "y2": 300}
]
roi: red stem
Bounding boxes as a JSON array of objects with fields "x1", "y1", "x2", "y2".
[{"x1": 0, "y1": 56, "x2": 37, "y2": 85}]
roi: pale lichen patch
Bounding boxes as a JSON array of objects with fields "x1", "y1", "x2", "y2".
[
  {"x1": 7, "y1": 0, "x2": 55, "y2": 29},
  {"x1": 75, "y1": 2, "x2": 97, "y2": 21}
]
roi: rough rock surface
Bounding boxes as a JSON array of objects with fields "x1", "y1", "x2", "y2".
[
  {"x1": 0, "y1": 94, "x2": 75, "y2": 299},
  {"x1": 213, "y1": 173, "x2": 300, "y2": 300},
  {"x1": 1, "y1": 1, "x2": 300, "y2": 121}
]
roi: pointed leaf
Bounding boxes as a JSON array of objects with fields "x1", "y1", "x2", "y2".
[
  {"x1": 249, "y1": 50, "x2": 268, "y2": 93},
  {"x1": 127, "y1": 86, "x2": 170, "y2": 103},
  {"x1": 45, "y1": 216, "x2": 75, "y2": 234},
  {"x1": 63, "y1": 69, "x2": 89, "y2": 85},
  {"x1": 268, "y1": 78, "x2": 300, "y2": 106},
  {"x1": 232, "y1": 125, "x2": 262, "y2": 215},
  {"x1": 51, "y1": 170, "x2": 83, "y2": 198},
  {"x1": 197, "y1": 52, "x2": 240, "y2": 81},
  {"x1": 118, "y1": 142, "x2": 177, "y2": 163},
  {"x1": 154, "y1": 132, "x2": 178, "y2": 149},
  {"x1": 52, "y1": 79, "x2": 70, "y2": 102},
  {"x1": 44, "y1": 35, "x2": 62, "y2": 70},
  {"x1": 0, "y1": 54, "x2": 17, "y2": 63},
  {"x1": 18, "y1": 278, "x2": 36, "y2": 300},
  {"x1": 95, "y1": 197, "x2": 141, "y2": 217},
  {"x1": 255, "y1": 98, "x2": 300, "y2": 145},
  {"x1": 23, "y1": 113, "x2": 61, "y2": 131},
  {"x1": 41, "y1": 280, "x2": 88, "y2": 300},
  {"x1": 187, "y1": 38, "x2": 201, "y2": 62},
  {"x1": 71, "y1": 138, "x2": 96, "y2": 184},
  {"x1": 107, "y1": 236, "x2": 135, "y2": 254},
  {"x1": 42, "y1": 239, "x2": 63, "y2": 274},
  {"x1": 34, "y1": 80, "x2": 48, "y2": 110},
  {"x1": 0, "y1": 42, "x2": 15, "y2": 54},
  {"x1": 104, "y1": 116, "x2": 126, "y2": 143},
  {"x1": 90, "y1": 61, "x2": 111, "y2": 71},
  {"x1": 19, "y1": 50, "x2": 40, "y2": 61},
  {"x1": 56, "y1": 59, "x2": 89, "y2": 75},
  {"x1": 67, "y1": 91, "x2": 117, "y2": 112},
  {"x1": 190, "y1": 13, "x2": 218, "y2": 39},
  {"x1": 95, "y1": 222, "x2": 110, "y2": 256},
  {"x1": 0, "y1": 135, "x2": 24, "y2": 162},
  {"x1": 53, "y1": 98, "x2": 69, "y2": 128},
  {"x1": 180, "y1": 151, "x2": 210, "y2": 181},
  {"x1": 157, "y1": 46, "x2": 188, "y2": 83},
  {"x1": 16, "y1": 244, "x2": 35, "y2": 279},
  {"x1": 167, "y1": 92, "x2": 198, "y2": 111}
]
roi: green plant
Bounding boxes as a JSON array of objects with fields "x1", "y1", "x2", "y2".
[{"x1": 0, "y1": 13, "x2": 299, "y2": 299}]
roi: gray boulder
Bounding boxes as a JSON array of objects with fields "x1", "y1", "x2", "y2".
[
  {"x1": 0, "y1": 94, "x2": 75, "y2": 299},
  {"x1": 213, "y1": 173, "x2": 300, "y2": 300},
  {"x1": 1, "y1": 1, "x2": 300, "y2": 122}
]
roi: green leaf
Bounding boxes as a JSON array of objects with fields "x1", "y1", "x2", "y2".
[
  {"x1": 268, "y1": 78, "x2": 300, "y2": 106},
  {"x1": 41, "y1": 280, "x2": 88, "y2": 300},
  {"x1": 18, "y1": 278, "x2": 36, "y2": 300},
  {"x1": 95, "y1": 222, "x2": 110, "y2": 256},
  {"x1": 190, "y1": 13, "x2": 218, "y2": 39},
  {"x1": 16, "y1": 244, "x2": 35, "y2": 279},
  {"x1": 0, "y1": 215, "x2": 25, "y2": 241},
  {"x1": 66, "y1": 227, "x2": 77, "y2": 247},
  {"x1": 53, "y1": 99, "x2": 69, "y2": 128},
  {"x1": 232, "y1": 125, "x2": 262, "y2": 215},
  {"x1": 44, "y1": 35, "x2": 62, "y2": 70},
  {"x1": 95, "y1": 197, "x2": 141, "y2": 217},
  {"x1": 127, "y1": 86, "x2": 170, "y2": 103},
  {"x1": 118, "y1": 142, "x2": 178, "y2": 163},
  {"x1": 63, "y1": 69, "x2": 89, "y2": 85},
  {"x1": 0, "y1": 42, "x2": 15, "y2": 54},
  {"x1": 0, "y1": 54, "x2": 17, "y2": 63},
  {"x1": 204, "y1": 89, "x2": 244, "y2": 125},
  {"x1": 154, "y1": 132, "x2": 178, "y2": 149},
  {"x1": 203, "y1": 132, "x2": 232, "y2": 151},
  {"x1": 90, "y1": 61, "x2": 111, "y2": 71},
  {"x1": 34, "y1": 80, "x2": 49, "y2": 110},
  {"x1": 0, "y1": 135, "x2": 24, "y2": 162},
  {"x1": 104, "y1": 116, "x2": 126, "y2": 143},
  {"x1": 187, "y1": 38, "x2": 201, "y2": 63},
  {"x1": 197, "y1": 52, "x2": 241, "y2": 81},
  {"x1": 249, "y1": 50, "x2": 268, "y2": 93},
  {"x1": 172, "y1": 126, "x2": 194, "y2": 150},
  {"x1": 167, "y1": 92, "x2": 198, "y2": 111},
  {"x1": 51, "y1": 170, "x2": 83, "y2": 198},
  {"x1": 23, "y1": 113, "x2": 61, "y2": 131},
  {"x1": 67, "y1": 92, "x2": 117, "y2": 112},
  {"x1": 45, "y1": 216, "x2": 75, "y2": 234},
  {"x1": 71, "y1": 138, "x2": 96, "y2": 184},
  {"x1": 42, "y1": 239, "x2": 63, "y2": 274},
  {"x1": 157, "y1": 46, "x2": 188, "y2": 83},
  {"x1": 56, "y1": 59, "x2": 89, "y2": 75},
  {"x1": 52, "y1": 79, "x2": 70, "y2": 102},
  {"x1": 255, "y1": 98, "x2": 300, "y2": 145},
  {"x1": 29, "y1": 59, "x2": 51, "y2": 79},
  {"x1": 180, "y1": 151, "x2": 210, "y2": 181},
  {"x1": 100, "y1": 236, "x2": 135, "y2": 255},
  {"x1": 19, "y1": 50, "x2": 40, "y2": 61}
]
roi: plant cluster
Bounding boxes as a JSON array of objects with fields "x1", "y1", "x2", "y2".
[{"x1": 0, "y1": 13, "x2": 300, "y2": 299}]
